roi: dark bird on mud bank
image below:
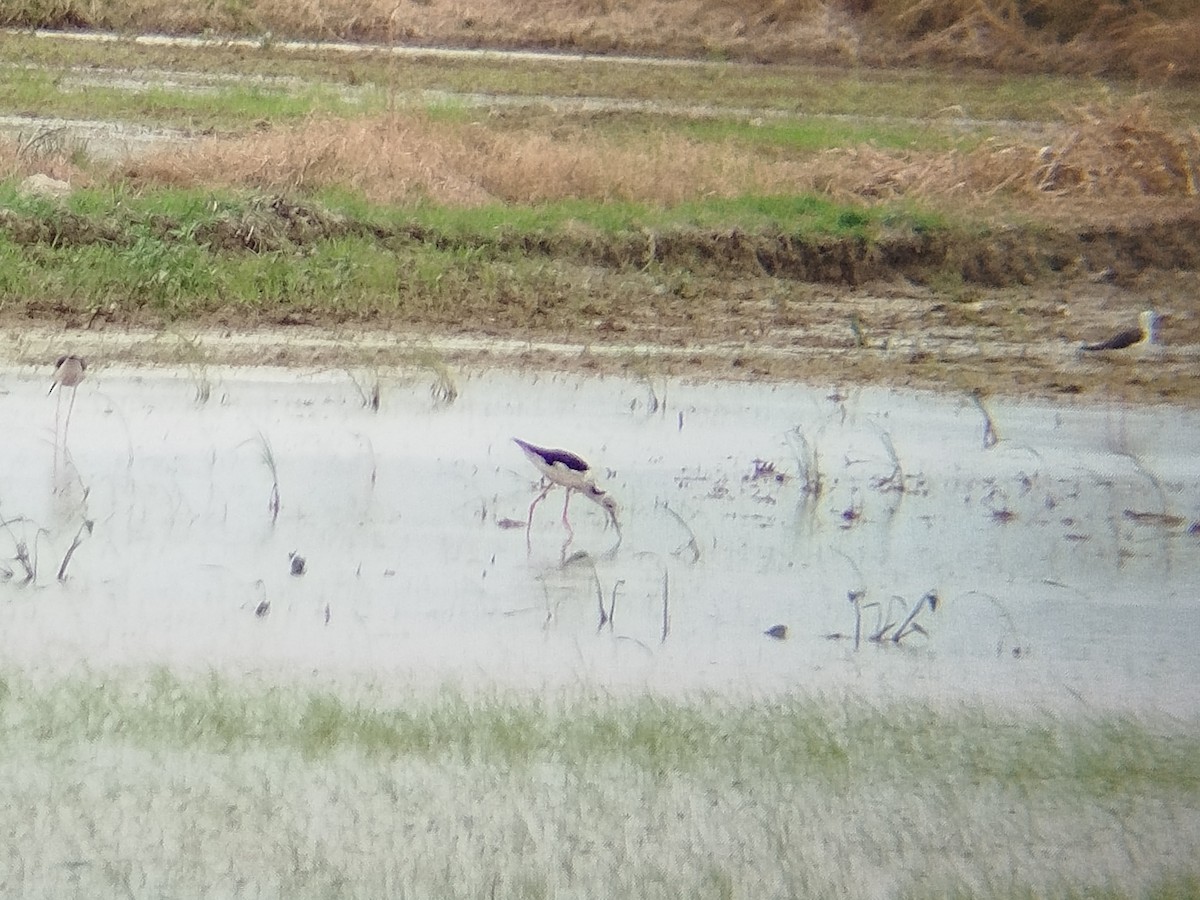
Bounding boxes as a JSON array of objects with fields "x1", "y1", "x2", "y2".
[
  {"x1": 513, "y1": 437, "x2": 620, "y2": 539},
  {"x1": 1079, "y1": 310, "x2": 1160, "y2": 353}
]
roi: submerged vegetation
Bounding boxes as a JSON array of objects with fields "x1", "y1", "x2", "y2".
[
  {"x1": 2, "y1": 669, "x2": 1196, "y2": 787},
  {"x1": 0, "y1": 670, "x2": 1195, "y2": 898}
]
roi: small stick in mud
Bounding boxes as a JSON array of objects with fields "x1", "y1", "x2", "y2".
[{"x1": 56, "y1": 519, "x2": 94, "y2": 582}]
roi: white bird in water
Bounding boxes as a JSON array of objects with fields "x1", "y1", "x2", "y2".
[
  {"x1": 49, "y1": 354, "x2": 87, "y2": 439},
  {"x1": 513, "y1": 437, "x2": 620, "y2": 540},
  {"x1": 1079, "y1": 310, "x2": 1161, "y2": 352}
]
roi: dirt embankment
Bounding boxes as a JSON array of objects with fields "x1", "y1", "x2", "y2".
[{"x1": 4, "y1": 196, "x2": 1198, "y2": 404}]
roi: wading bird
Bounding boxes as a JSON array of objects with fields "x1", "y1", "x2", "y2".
[
  {"x1": 513, "y1": 437, "x2": 619, "y2": 539},
  {"x1": 1079, "y1": 310, "x2": 1160, "y2": 352},
  {"x1": 49, "y1": 354, "x2": 87, "y2": 439}
]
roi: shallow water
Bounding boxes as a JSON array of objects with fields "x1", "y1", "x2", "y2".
[{"x1": 1, "y1": 365, "x2": 1197, "y2": 714}]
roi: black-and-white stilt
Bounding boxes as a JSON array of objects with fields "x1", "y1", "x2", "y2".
[
  {"x1": 1079, "y1": 310, "x2": 1160, "y2": 352},
  {"x1": 49, "y1": 354, "x2": 87, "y2": 439},
  {"x1": 513, "y1": 437, "x2": 619, "y2": 538}
]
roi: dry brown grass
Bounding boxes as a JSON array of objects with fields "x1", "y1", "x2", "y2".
[
  {"x1": 4, "y1": 0, "x2": 1198, "y2": 79},
  {"x1": 0, "y1": 137, "x2": 94, "y2": 189},
  {"x1": 121, "y1": 113, "x2": 829, "y2": 206},
  {"x1": 821, "y1": 100, "x2": 1200, "y2": 208},
  {"x1": 111, "y1": 100, "x2": 1198, "y2": 216}
]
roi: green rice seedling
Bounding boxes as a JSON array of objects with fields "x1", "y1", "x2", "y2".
[
  {"x1": 786, "y1": 426, "x2": 823, "y2": 498},
  {"x1": 250, "y1": 431, "x2": 282, "y2": 524},
  {"x1": 397, "y1": 348, "x2": 458, "y2": 407},
  {"x1": 166, "y1": 332, "x2": 213, "y2": 404},
  {"x1": 345, "y1": 367, "x2": 381, "y2": 411}
]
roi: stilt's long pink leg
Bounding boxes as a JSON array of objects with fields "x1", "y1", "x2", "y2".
[
  {"x1": 526, "y1": 483, "x2": 553, "y2": 547},
  {"x1": 561, "y1": 489, "x2": 575, "y2": 538}
]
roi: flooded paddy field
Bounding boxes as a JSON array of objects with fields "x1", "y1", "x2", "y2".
[
  {"x1": 2, "y1": 362, "x2": 1199, "y2": 899},
  {"x1": 2, "y1": 363, "x2": 1198, "y2": 712}
]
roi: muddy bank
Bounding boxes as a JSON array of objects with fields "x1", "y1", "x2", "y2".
[{"x1": 3, "y1": 198, "x2": 1198, "y2": 404}]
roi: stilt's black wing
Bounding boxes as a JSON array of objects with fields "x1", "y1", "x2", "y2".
[{"x1": 513, "y1": 438, "x2": 590, "y2": 472}]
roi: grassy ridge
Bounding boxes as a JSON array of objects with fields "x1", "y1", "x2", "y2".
[{"x1": 0, "y1": 184, "x2": 941, "y2": 322}]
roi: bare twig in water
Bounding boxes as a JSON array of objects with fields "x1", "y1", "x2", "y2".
[
  {"x1": 849, "y1": 589, "x2": 866, "y2": 650},
  {"x1": 969, "y1": 390, "x2": 1000, "y2": 449},
  {"x1": 606, "y1": 580, "x2": 624, "y2": 631},
  {"x1": 56, "y1": 519, "x2": 94, "y2": 582},
  {"x1": 960, "y1": 589, "x2": 1025, "y2": 656},
  {"x1": 661, "y1": 502, "x2": 701, "y2": 563},
  {"x1": 588, "y1": 563, "x2": 607, "y2": 628},
  {"x1": 867, "y1": 596, "x2": 896, "y2": 643},
  {"x1": 892, "y1": 590, "x2": 938, "y2": 643},
  {"x1": 829, "y1": 588, "x2": 934, "y2": 648},
  {"x1": 1, "y1": 515, "x2": 42, "y2": 584}
]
